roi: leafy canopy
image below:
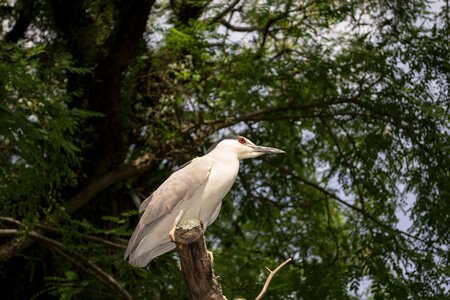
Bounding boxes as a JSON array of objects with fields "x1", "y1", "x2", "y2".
[{"x1": 0, "y1": 0, "x2": 448, "y2": 299}]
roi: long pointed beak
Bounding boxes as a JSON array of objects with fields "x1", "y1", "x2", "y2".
[{"x1": 251, "y1": 145, "x2": 285, "y2": 154}]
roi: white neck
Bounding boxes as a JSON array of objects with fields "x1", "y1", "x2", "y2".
[{"x1": 205, "y1": 148, "x2": 238, "y2": 162}]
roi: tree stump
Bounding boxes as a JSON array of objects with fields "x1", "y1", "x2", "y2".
[{"x1": 174, "y1": 219, "x2": 226, "y2": 300}]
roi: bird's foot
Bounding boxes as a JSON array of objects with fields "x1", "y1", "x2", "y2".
[
  {"x1": 207, "y1": 250, "x2": 214, "y2": 266},
  {"x1": 169, "y1": 209, "x2": 184, "y2": 242},
  {"x1": 169, "y1": 231, "x2": 176, "y2": 242}
]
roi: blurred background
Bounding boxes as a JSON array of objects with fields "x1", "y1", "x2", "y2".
[{"x1": 0, "y1": 0, "x2": 449, "y2": 299}]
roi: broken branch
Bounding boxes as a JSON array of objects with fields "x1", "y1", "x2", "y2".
[{"x1": 174, "y1": 219, "x2": 226, "y2": 300}]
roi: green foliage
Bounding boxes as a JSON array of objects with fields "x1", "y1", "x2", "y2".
[
  {"x1": 0, "y1": 44, "x2": 97, "y2": 220},
  {"x1": 0, "y1": 0, "x2": 449, "y2": 299},
  {"x1": 33, "y1": 271, "x2": 89, "y2": 300}
]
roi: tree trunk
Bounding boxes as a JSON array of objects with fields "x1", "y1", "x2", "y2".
[{"x1": 174, "y1": 220, "x2": 226, "y2": 300}]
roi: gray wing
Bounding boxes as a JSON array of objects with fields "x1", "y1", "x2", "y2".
[
  {"x1": 137, "y1": 159, "x2": 194, "y2": 214},
  {"x1": 124, "y1": 157, "x2": 212, "y2": 259},
  {"x1": 139, "y1": 158, "x2": 196, "y2": 214}
]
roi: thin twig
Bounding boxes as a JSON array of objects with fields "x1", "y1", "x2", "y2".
[
  {"x1": 0, "y1": 217, "x2": 127, "y2": 249},
  {"x1": 263, "y1": 159, "x2": 444, "y2": 252},
  {"x1": 255, "y1": 258, "x2": 292, "y2": 300},
  {"x1": 181, "y1": 98, "x2": 358, "y2": 134},
  {"x1": 83, "y1": 235, "x2": 127, "y2": 249}
]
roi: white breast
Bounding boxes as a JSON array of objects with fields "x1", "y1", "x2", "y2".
[{"x1": 180, "y1": 155, "x2": 239, "y2": 226}]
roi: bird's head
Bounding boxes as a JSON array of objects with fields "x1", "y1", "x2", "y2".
[{"x1": 209, "y1": 136, "x2": 285, "y2": 159}]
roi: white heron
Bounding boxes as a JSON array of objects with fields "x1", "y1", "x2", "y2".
[{"x1": 124, "y1": 136, "x2": 285, "y2": 267}]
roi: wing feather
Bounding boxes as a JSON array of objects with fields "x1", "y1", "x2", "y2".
[
  {"x1": 140, "y1": 157, "x2": 212, "y2": 226},
  {"x1": 124, "y1": 157, "x2": 212, "y2": 260}
]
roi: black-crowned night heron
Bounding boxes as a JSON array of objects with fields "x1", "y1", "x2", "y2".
[{"x1": 125, "y1": 136, "x2": 285, "y2": 267}]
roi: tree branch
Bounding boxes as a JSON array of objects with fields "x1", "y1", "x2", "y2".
[
  {"x1": 82, "y1": 234, "x2": 127, "y2": 250},
  {"x1": 0, "y1": 0, "x2": 159, "y2": 265},
  {"x1": 207, "y1": 0, "x2": 242, "y2": 24},
  {"x1": 0, "y1": 217, "x2": 126, "y2": 250},
  {"x1": 255, "y1": 258, "x2": 292, "y2": 300},
  {"x1": 0, "y1": 229, "x2": 132, "y2": 300},
  {"x1": 259, "y1": 11, "x2": 289, "y2": 52},
  {"x1": 263, "y1": 159, "x2": 442, "y2": 251},
  {"x1": 219, "y1": 19, "x2": 259, "y2": 32},
  {"x1": 189, "y1": 98, "x2": 358, "y2": 133},
  {"x1": 65, "y1": 154, "x2": 155, "y2": 213},
  {"x1": 0, "y1": 154, "x2": 154, "y2": 262},
  {"x1": 174, "y1": 219, "x2": 226, "y2": 300},
  {"x1": 85, "y1": 0, "x2": 157, "y2": 176}
]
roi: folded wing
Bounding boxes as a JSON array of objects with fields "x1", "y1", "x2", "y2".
[{"x1": 124, "y1": 157, "x2": 212, "y2": 263}]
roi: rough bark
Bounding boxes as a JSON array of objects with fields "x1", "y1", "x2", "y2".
[
  {"x1": 174, "y1": 220, "x2": 226, "y2": 300},
  {"x1": 0, "y1": 0, "x2": 156, "y2": 263},
  {"x1": 86, "y1": 0, "x2": 156, "y2": 176},
  {"x1": 49, "y1": 0, "x2": 156, "y2": 176},
  {"x1": 0, "y1": 234, "x2": 37, "y2": 262}
]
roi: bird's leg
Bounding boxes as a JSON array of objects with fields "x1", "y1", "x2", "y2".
[{"x1": 169, "y1": 209, "x2": 184, "y2": 242}]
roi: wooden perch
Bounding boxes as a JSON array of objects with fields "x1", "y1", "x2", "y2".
[{"x1": 174, "y1": 219, "x2": 226, "y2": 300}]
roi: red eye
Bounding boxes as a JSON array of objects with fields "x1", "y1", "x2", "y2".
[{"x1": 237, "y1": 137, "x2": 246, "y2": 144}]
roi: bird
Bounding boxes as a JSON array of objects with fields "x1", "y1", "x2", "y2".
[{"x1": 124, "y1": 136, "x2": 285, "y2": 267}]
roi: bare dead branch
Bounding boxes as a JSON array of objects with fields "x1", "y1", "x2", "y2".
[
  {"x1": 255, "y1": 258, "x2": 292, "y2": 300},
  {"x1": 174, "y1": 219, "x2": 226, "y2": 300}
]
